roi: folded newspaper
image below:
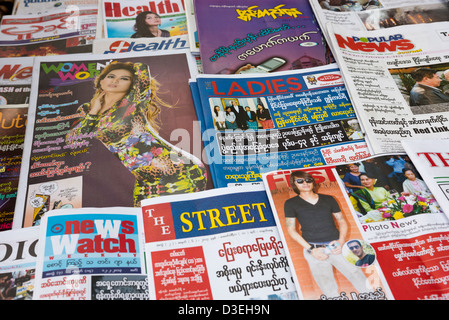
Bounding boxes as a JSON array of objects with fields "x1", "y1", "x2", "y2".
[{"x1": 325, "y1": 21, "x2": 449, "y2": 154}]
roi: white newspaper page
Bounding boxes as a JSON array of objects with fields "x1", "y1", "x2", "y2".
[
  {"x1": 402, "y1": 139, "x2": 449, "y2": 216},
  {"x1": 0, "y1": 226, "x2": 40, "y2": 300},
  {"x1": 34, "y1": 207, "x2": 148, "y2": 300},
  {"x1": 141, "y1": 186, "x2": 298, "y2": 300},
  {"x1": 327, "y1": 21, "x2": 449, "y2": 154}
]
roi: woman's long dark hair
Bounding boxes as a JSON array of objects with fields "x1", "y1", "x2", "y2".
[{"x1": 133, "y1": 11, "x2": 161, "y2": 37}]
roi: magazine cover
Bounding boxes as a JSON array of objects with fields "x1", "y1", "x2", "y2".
[
  {"x1": 402, "y1": 139, "x2": 449, "y2": 216},
  {"x1": 264, "y1": 154, "x2": 449, "y2": 299},
  {"x1": 0, "y1": 226, "x2": 39, "y2": 300},
  {"x1": 191, "y1": 63, "x2": 371, "y2": 188},
  {"x1": 102, "y1": 0, "x2": 188, "y2": 38},
  {"x1": 141, "y1": 186, "x2": 298, "y2": 300},
  {"x1": 14, "y1": 50, "x2": 212, "y2": 229},
  {"x1": 33, "y1": 207, "x2": 148, "y2": 300},
  {"x1": 0, "y1": 105, "x2": 28, "y2": 231},
  {"x1": 194, "y1": 0, "x2": 331, "y2": 75}
]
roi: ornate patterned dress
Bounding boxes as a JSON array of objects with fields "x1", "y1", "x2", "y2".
[{"x1": 68, "y1": 62, "x2": 207, "y2": 206}]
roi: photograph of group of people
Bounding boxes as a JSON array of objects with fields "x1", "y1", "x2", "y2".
[
  {"x1": 336, "y1": 155, "x2": 442, "y2": 223},
  {"x1": 390, "y1": 63, "x2": 449, "y2": 114},
  {"x1": 209, "y1": 97, "x2": 275, "y2": 131}
]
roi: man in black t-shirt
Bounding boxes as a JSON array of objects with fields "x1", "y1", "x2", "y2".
[
  {"x1": 284, "y1": 170, "x2": 372, "y2": 298},
  {"x1": 347, "y1": 240, "x2": 376, "y2": 267}
]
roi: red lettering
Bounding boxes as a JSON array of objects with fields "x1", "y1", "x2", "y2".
[
  {"x1": 228, "y1": 82, "x2": 247, "y2": 95},
  {"x1": 335, "y1": 34, "x2": 414, "y2": 52},
  {"x1": 104, "y1": 0, "x2": 184, "y2": 18},
  {"x1": 120, "y1": 220, "x2": 135, "y2": 234},
  {"x1": 247, "y1": 81, "x2": 265, "y2": 95},
  {"x1": 271, "y1": 79, "x2": 287, "y2": 93},
  {"x1": 417, "y1": 152, "x2": 449, "y2": 167},
  {"x1": 286, "y1": 77, "x2": 302, "y2": 91},
  {"x1": 211, "y1": 81, "x2": 225, "y2": 95}
]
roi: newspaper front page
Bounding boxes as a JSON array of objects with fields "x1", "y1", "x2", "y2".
[
  {"x1": 326, "y1": 21, "x2": 449, "y2": 154},
  {"x1": 263, "y1": 153, "x2": 449, "y2": 299},
  {"x1": 141, "y1": 186, "x2": 298, "y2": 300}
]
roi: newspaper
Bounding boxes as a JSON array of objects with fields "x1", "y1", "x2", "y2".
[
  {"x1": 14, "y1": 50, "x2": 212, "y2": 229},
  {"x1": 0, "y1": 105, "x2": 28, "y2": 231},
  {"x1": 0, "y1": 57, "x2": 34, "y2": 105},
  {"x1": 140, "y1": 185, "x2": 298, "y2": 299},
  {"x1": 263, "y1": 153, "x2": 449, "y2": 299},
  {"x1": 402, "y1": 139, "x2": 449, "y2": 216},
  {"x1": 191, "y1": 63, "x2": 372, "y2": 188},
  {"x1": 33, "y1": 207, "x2": 148, "y2": 300},
  {"x1": 0, "y1": 226, "x2": 39, "y2": 300},
  {"x1": 309, "y1": 0, "x2": 449, "y2": 41},
  {"x1": 13, "y1": 0, "x2": 98, "y2": 15},
  {"x1": 102, "y1": 0, "x2": 188, "y2": 38},
  {"x1": 193, "y1": 0, "x2": 332, "y2": 75},
  {"x1": 0, "y1": 7, "x2": 98, "y2": 42},
  {"x1": 0, "y1": 7, "x2": 97, "y2": 57},
  {"x1": 324, "y1": 21, "x2": 449, "y2": 154}
]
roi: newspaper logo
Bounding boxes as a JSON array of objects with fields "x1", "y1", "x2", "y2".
[
  {"x1": 335, "y1": 34, "x2": 414, "y2": 52},
  {"x1": 303, "y1": 72, "x2": 343, "y2": 88}
]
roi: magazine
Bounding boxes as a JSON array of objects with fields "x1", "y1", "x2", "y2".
[
  {"x1": 102, "y1": 0, "x2": 188, "y2": 39},
  {"x1": 140, "y1": 185, "x2": 298, "y2": 299},
  {"x1": 263, "y1": 153, "x2": 449, "y2": 299},
  {"x1": 33, "y1": 207, "x2": 149, "y2": 300},
  {"x1": 0, "y1": 57, "x2": 33, "y2": 105},
  {"x1": 14, "y1": 50, "x2": 213, "y2": 229},
  {"x1": 0, "y1": 226, "x2": 39, "y2": 300},
  {"x1": 402, "y1": 139, "x2": 449, "y2": 216},
  {"x1": 193, "y1": 0, "x2": 332, "y2": 75},
  {"x1": 0, "y1": 105, "x2": 28, "y2": 231},
  {"x1": 191, "y1": 63, "x2": 371, "y2": 188},
  {"x1": 325, "y1": 21, "x2": 449, "y2": 154}
]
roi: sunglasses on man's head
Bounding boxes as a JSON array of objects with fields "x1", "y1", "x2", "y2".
[{"x1": 295, "y1": 178, "x2": 314, "y2": 184}]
